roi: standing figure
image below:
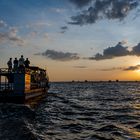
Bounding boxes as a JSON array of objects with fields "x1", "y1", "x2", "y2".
[
  {"x1": 18, "y1": 55, "x2": 25, "y2": 72},
  {"x1": 24, "y1": 58, "x2": 30, "y2": 68},
  {"x1": 13, "y1": 58, "x2": 18, "y2": 71},
  {"x1": 7, "y1": 58, "x2": 12, "y2": 72}
]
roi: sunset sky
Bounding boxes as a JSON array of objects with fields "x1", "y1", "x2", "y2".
[{"x1": 1, "y1": 0, "x2": 140, "y2": 81}]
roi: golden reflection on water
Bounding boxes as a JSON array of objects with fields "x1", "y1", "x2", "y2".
[
  {"x1": 25, "y1": 95, "x2": 46, "y2": 108},
  {"x1": 117, "y1": 124, "x2": 140, "y2": 139},
  {"x1": 132, "y1": 103, "x2": 140, "y2": 109},
  {"x1": 126, "y1": 102, "x2": 140, "y2": 139},
  {"x1": 131, "y1": 131, "x2": 140, "y2": 138}
]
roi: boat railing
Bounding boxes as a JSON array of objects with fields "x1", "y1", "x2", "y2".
[
  {"x1": 0, "y1": 68, "x2": 15, "y2": 93},
  {"x1": 0, "y1": 68, "x2": 9, "y2": 74},
  {"x1": 0, "y1": 76, "x2": 14, "y2": 93},
  {"x1": 0, "y1": 68, "x2": 31, "y2": 75},
  {"x1": 0, "y1": 83, "x2": 14, "y2": 92}
]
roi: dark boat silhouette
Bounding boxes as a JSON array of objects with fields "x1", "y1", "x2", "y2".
[{"x1": 0, "y1": 66, "x2": 49, "y2": 104}]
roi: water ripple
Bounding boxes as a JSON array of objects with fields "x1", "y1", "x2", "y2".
[{"x1": 1, "y1": 82, "x2": 140, "y2": 139}]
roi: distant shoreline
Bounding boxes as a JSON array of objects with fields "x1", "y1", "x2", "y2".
[{"x1": 50, "y1": 80, "x2": 140, "y2": 83}]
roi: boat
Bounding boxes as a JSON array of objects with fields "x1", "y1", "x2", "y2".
[{"x1": 0, "y1": 66, "x2": 49, "y2": 104}]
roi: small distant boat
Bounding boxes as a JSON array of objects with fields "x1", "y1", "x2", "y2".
[{"x1": 0, "y1": 66, "x2": 49, "y2": 104}]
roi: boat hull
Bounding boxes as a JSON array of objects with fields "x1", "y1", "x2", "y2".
[{"x1": 0, "y1": 88, "x2": 48, "y2": 104}]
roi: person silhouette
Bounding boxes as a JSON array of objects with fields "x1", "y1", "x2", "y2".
[
  {"x1": 18, "y1": 55, "x2": 25, "y2": 72},
  {"x1": 24, "y1": 58, "x2": 30, "y2": 68},
  {"x1": 7, "y1": 58, "x2": 12, "y2": 72},
  {"x1": 13, "y1": 58, "x2": 18, "y2": 71}
]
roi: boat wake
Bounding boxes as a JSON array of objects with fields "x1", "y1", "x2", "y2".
[{"x1": 0, "y1": 104, "x2": 43, "y2": 140}]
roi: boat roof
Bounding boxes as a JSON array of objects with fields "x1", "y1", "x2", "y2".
[{"x1": 29, "y1": 66, "x2": 46, "y2": 71}]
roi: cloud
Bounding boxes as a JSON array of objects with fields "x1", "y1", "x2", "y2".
[
  {"x1": 98, "y1": 65, "x2": 140, "y2": 71},
  {"x1": 61, "y1": 26, "x2": 68, "y2": 30},
  {"x1": 29, "y1": 31, "x2": 38, "y2": 37},
  {"x1": 99, "y1": 67, "x2": 124, "y2": 71},
  {"x1": 60, "y1": 26, "x2": 68, "y2": 33},
  {"x1": 51, "y1": 8, "x2": 66, "y2": 13},
  {"x1": 36, "y1": 49, "x2": 80, "y2": 61},
  {"x1": 26, "y1": 22, "x2": 52, "y2": 29},
  {"x1": 131, "y1": 43, "x2": 140, "y2": 56},
  {"x1": 89, "y1": 42, "x2": 130, "y2": 60},
  {"x1": 0, "y1": 33, "x2": 7, "y2": 43},
  {"x1": 44, "y1": 33, "x2": 49, "y2": 38},
  {"x1": 0, "y1": 28, "x2": 25, "y2": 46},
  {"x1": 70, "y1": 0, "x2": 92, "y2": 8},
  {"x1": 74, "y1": 66, "x2": 87, "y2": 68},
  {"x1": 87, "y1": 41, "x2": 140, "y2": 61},
  {"x1": 123, "y1": 65, "x2": 140, "y2": 71},
  {"x1": 69, "y1": 0, "x2": 139, "y2": 25},
  {"x1": 0, "y1": 20, "x2": 7, "y2": 28}
]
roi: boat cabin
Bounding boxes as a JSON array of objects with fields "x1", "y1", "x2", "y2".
[{"x1": 0, "y1": 66, "x2": 49, "y2": 103}]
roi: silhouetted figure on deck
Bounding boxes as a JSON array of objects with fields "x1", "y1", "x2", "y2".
[
  {"x1": 24, "y1": 58, "x2": 30, "y2": 68},
  {"x1": 13, "y1": 58, "x2": 18, "y2": 71},
  {"x1": 7, "y1": 58, "x2": 12, "y2": 72},
  {"x1": 18, "y1": 55, "x2": 25, "y2": 72}
]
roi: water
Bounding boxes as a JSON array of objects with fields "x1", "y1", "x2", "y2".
[{"x1": 1, "y1": 82, "x2": 140, "y2": 140}]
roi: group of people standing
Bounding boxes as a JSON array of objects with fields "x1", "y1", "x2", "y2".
[{"x1": 7, "y1": 55, "x2": 30, "y2": 72}]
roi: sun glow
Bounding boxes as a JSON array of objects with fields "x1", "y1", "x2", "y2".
[{"x1": 136, "y1": 69, "x2": 140, "y2": 73}]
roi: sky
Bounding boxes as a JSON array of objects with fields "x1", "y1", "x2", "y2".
[{"x1": 1, "y1": 0, "x2": 140, "y2": 81}]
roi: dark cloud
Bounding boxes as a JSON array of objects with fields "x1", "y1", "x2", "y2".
[
  {"x1": 69, "y1": 0, "x2": 139, "y2": 25},
  {"x1": 60, "y1": 26, "x2": 68, "y2": 34},
  {"x1": 123, "y1": 65, "x2": 140, "y2": 71},
  {"x1": 89, "y1": 42, "x2": 130, "y2": 60},
  {"x1": 99, "y1": 67, "x2": 124, "y2": 71},
  {"x1": 74, "y1": 66, "x2": 87, "y2": 68},
  {"x1": 70, "y1": 0, "x2": 92, "y2": 8},
  {"x1": 87, "y1": 41, "x2": 140, "y2": 61},
  {"x1": 131, "y1": 43, "x2": 140, "y2": 56},
  {"x1": 0, "y1": 28, "x2": 25, "y2": 46},
  {"x1": 37, "y1": 49, "x2": 80, "y2": 61},
  {"x1": 98, "y1": 65, "x2": 140, "y2": 71},
  {"x1": 61, "y1": 26, "x2": 68, "y2": 30}
]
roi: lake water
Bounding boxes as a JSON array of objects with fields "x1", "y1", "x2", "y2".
[{"x1": 1, "y1": 82, "x2": 140, "y2": 140}]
